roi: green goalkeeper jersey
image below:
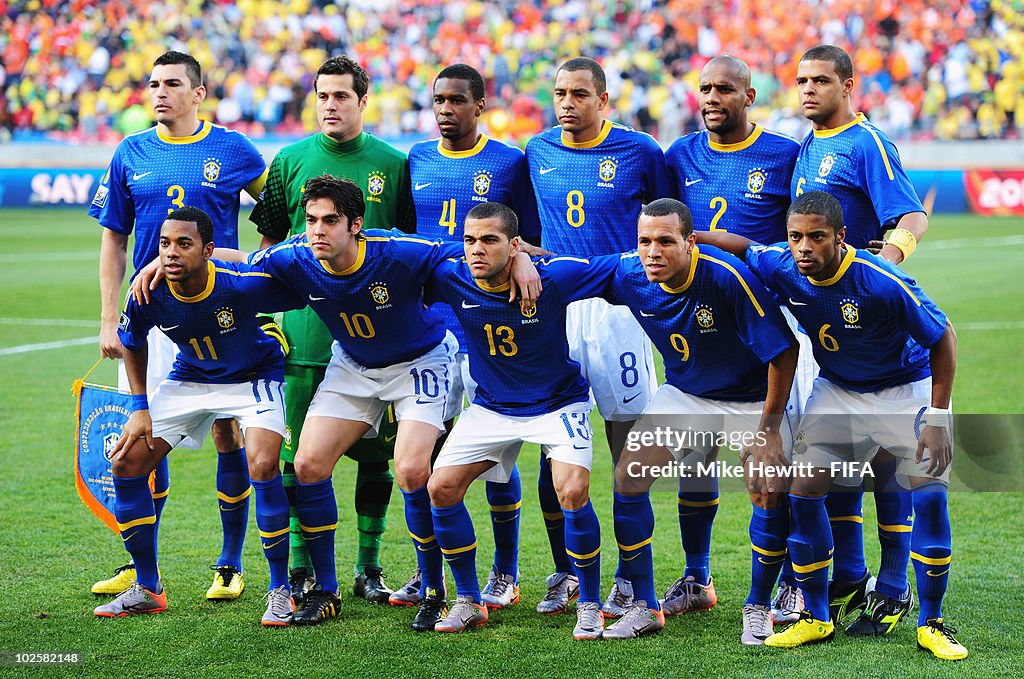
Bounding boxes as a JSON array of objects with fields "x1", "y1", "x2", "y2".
[{"x1": 251, "y1": 131, "x2": 415, "y2": 366}]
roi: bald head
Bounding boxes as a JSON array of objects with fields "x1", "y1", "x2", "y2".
[
  {"x1": 702, "y1": 55, "x2": 751, "y2": 89},
  {"x1": 698, "y1": 55, "x2": 755, "y2": 143}
]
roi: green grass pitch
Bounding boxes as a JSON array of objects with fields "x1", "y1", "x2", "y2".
[{"x1": 0, "y1": 209, "x2": 1021, "y2": 677}]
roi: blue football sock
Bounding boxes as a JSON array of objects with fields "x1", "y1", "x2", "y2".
[
  {"x1": 151, "y1": 457, "x2": 169, "y2": 561},
  {"x1": 911, "y1": 483, "x2": 951, "y2": 626},
  {"x1": 613, "y1": 492, "x2": 658, "y2": 610},
  {"x1": 432, "y1": 501, "x2": 481, "y2": 603},
  {"x1": 114, "y1": 475, "x2": 160, "y2": 592},
  {"x1": 788, "y1": 494, "x2": 833, "y2": 621},
  {"x1": 486, "y1": 464, "x2": 521, "y2": 577},
  {"x1": 777, "y1": 495, "x2": 797, "y2": 587},
  {"x1": 252, "y1": 474, "x2": 290, "y2": 590},
  {"x1": 215, "y1": 448, "x2": 250, "y2": 571},
  {"x1": 678, "y1": 488, "x2": 719, "y2": 585},
  {"x1": 403, "y1": 485, "x2": 444, "y2": 596},
  {"x1": 874, "y1": 488, "x2": 913, "y2": 598},
  {"x1": 563, "y1": 501, "x2": 602, "y2": 604},
  {"x1": 539, "y1": 455, "x2": 571, "y2": 573},
  {"x1": 296, "y1": 478, "x2": 339, "y2": 594},
  {"x1": 747, "y1": 503, "x2": 789, "y2": 607},
  {"x1": 826, "y1": 487, "x2": 869, "y2": 583}
]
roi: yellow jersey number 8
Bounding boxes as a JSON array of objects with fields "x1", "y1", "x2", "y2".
[{"x1": 566, "y1": 190, "x2": 585, "y2": 228}]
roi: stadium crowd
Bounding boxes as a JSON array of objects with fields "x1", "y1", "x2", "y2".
[{"x1": 2, "y1": 0, "x2": 1022, "y2": 144}]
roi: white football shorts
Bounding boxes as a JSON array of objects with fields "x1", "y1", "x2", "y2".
[{"x1": 150, "y1": 378, "x2": 286, "y2": 449}]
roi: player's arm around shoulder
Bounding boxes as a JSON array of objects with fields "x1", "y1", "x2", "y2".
[
  {"x1": 540, "y1": 252, "x2": 622, "y2": 304},
  {"x1": 249, "y1": 151, "x2": 293, "y2": 242}
]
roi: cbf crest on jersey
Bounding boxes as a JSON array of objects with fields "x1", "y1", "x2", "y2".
[
  {"x1": 367, "y1": 170, "x2": 386, "y2": 199},
  {"x1": 203, "y1": 157, "x2": 222, "y2": 184},
  {"x1": 370, "y1": 281, "x2": 391, "y2": 308},
  {"x1": 521, "y1": 302, "x2": 539, "y2": 323},
  {"x1": 818, "y1": 154, "x2": 836, "y2": 178},
  {"x1": 473, "y1": 170, "x2": 493, "y2": 197},
  {"x1": 747, "y1": 169, "x2": 767, "y2": 194},
  {"x1": 216, "y1": 306, "x2": 235, "y2": 330},
  {"x1": 695, "y1": 304, "x2": 716, "y2": 332},
  {"x1": 598, "y1": 156, "x2": 617, "y2": 185},
  {"x1": 841, "y1": 297, "x2": 860, "y2": 326}
]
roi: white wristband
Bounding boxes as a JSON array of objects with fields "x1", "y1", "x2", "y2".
[{"x1": 921, "y1": 406, "x2": 951, "y2": 429}]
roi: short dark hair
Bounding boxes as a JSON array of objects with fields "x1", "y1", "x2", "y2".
[
  {"x1": 800, "y1": 44, "x2": 854, "y2": 82},
  {"x1": 315, "y1": 56, "x2": 369, "y2": 99},
  {"x1": 301, "y1": 174, "x2": 365, "y2": 225},
  {"x1": 153, "y1": 51, "x2": 202, "y2": 88},
  {"x1": 557, "y1": 57, "x2": 606, "y2": 94},
  {"x1": 787, "y1": 191, "x2": 844, "y2": 232},
  {"x1": 640, "y1": 198, "x2": 693, "y2": 237},
  {"x1": 435, "y1": 64, "x2": 485, "y2": 101},
  {"x1": 466, "y1": 202, "x2": 519, "y2": 240},
  {"x1": 165, "y1": 206, "x2": 214, "y2": 245}
]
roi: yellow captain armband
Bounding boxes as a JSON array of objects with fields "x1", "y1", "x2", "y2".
[{"x1": 886, "y1": 228, "x2": 918, "y2": 261}]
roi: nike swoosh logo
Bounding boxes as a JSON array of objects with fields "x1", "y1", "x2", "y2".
[
  {"x1": 256, "y1": 408, "x2": 273, "y2": 414},
  {"x1": 461, "y1": 301, "x2": 481, "y2": 309},
  {"x1": 622, "y1": 552, "x2": 643, "y2": 562},
  {"x1": 788, "y1": 298, "x2": 808, "y2": 306},
  {"x1": 220, "y1": 504, "x2": 247, "y2": 512},
  {"x1": 794, "y1": 576, "x2": 812, "y2": 583},
  {"x1": 308, "y1": 294, "x2": 326, "y2": 301},
  {"x1": 493, "y1": 516, "x2": 518, "y2": 523},
  {"x1": 262, "y1": 537, "x2": 286, "y2": 550},
  {"x1": 639, "y1": 311, "x2": 656, "y2": 317},
  {"x1": 573, "y1": 444, "x2": 589, "y2": 450},
  {"x1": 758, "y1": 557, "x2": 786, "y2": 565},
  {"x1": 622, "y1": 393, "x2": 640, "y2": 404},
  {"x1": 539, "y1": 167, "x2": 557, "y2": 175},
  {"x1": 383, "y1": 434, "x2": 397, "y2": 443},
  {"x1": 158, "y1": 325, "x2": 179, "y2": 331},
  {"x1": 416, "y1": 544, "x2": 437, "y2": 552},
  {"x1": 133, "y1": 171, "x2": 153, "y2": 180},
  {"x1": 574, "y1": 559, "x2": 596, "y2": 568},
  {"x1": 926, "y1": 568, "x2": 950, "y2": 577},
  {"x1": 684, "y1": 178, "x2": 702, "y2": 187},
  {"x1": 122, "y1": 531, "x2": 137, "y2": 542},
  {"x1": 414, "y1": 182, "x2": 432, "y2": 190}
]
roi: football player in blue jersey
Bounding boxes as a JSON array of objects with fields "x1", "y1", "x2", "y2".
[
  {"x1": 155, "y1": 175, "x2": 540, "y2": 630},
  {"x1": 426, "y1": 202, "x2": 619, "y2": 639},
  {"x1": 664, "y1": 54, "x2": 808, "y2": 624},
  {"x1": 598, "y1": 199, "x2": 798, "y2": 642},
  {"x1": 792, "y1": 45, "x2": 928, "y2": 635},
  {"x1": 526, "y1": 56, "x2": 676, "y2": 617},
  {"x1": 409, "y1": 64, "x2": 541, "y2": 609},
  {"x1": 93, "y1": 207, "x2": 302, "y2": 626},
  {"x1": 697, "y1": 191, "x2": 966, "y2": 660},
  {"x1": 89, "y1": 50, "x2": 269, "y2": 601}
]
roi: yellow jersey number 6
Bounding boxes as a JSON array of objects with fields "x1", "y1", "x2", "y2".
[
  {"x1": 566, "y1": 190, "x2": 585, "y2": 228},
  {"x1": 818, "y1": 324, "x2": 839, "y2": 352},
  {"x1": 167, "y1": 185, "x2": 185, "y2": 214}
]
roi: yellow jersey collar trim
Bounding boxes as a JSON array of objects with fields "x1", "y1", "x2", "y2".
[
  {"x1": 708, "y1": 123, "x2": 763, "y2": 152},
  {"x1": 660, "y1": 245, "x2": 700, "y2": 293},
  {"x1": 813, "y1": 112, "x2": 866, "y2": 138},
  {"x1": 320, "y1": 237, "x2": 366, "y2": 276},
  {"x1": 157, "y1": 120, "x2": 212, "y2": 144},
  {"x1": 562, "y1": 119, "x2": 612, "y2": 148},
  {"x1": 437, "y1": 134, "x2": 489, "y2": 158},
  {"x1": 169, "y1": 260, "x2": 216, "y2": 302},
  {"x1": 809, "y1": 245, "x2": 857, "y2": 286},
  {"x1": 475, "y1": 277, "x2": 511, "y2": 293}
]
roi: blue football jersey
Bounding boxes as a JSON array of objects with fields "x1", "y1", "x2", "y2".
[
  {"x1": 666, "y1": 124, "x2": 798, "y2": 244},
  {"x1": 745, "y1": 244, "x2": 947, "y2": 392},
  {"x1": 426, "y1": 255, "x2": 618, "y2": 416},
  {"x1": 790, "y1": 114, "x2": 924, "y2": 247},
  {"x1": 605, "y1": 246, "x2": 793, "y2": 401},
  {"x1": 409, "y1": 134, "x2": 541, "y2": 354},
  {"x1": 118, "y1": 260, "x2": 301, "y2": 383},
  {"x1": 90, "y1": 121, "x2": 266, "y2": 273},
  {"x1": 526, "y1": 121, "x2": 676, "y2": 256},
  {"x1": 248, "y1": 229, "x2": 463, "y2": 368}
]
